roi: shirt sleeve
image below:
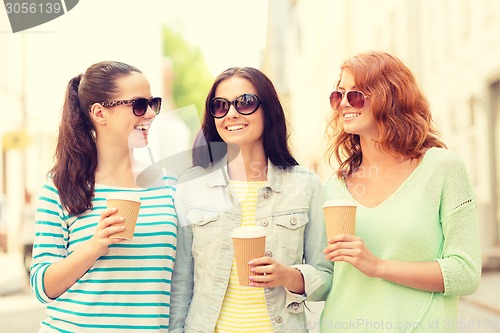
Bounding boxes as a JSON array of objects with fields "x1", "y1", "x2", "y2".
[
  {"x1": 290, "y1": 172, "x2": 333, "y2": 305},
  {"x1": 29, "y1": 181, "x2": 69, "y2": 304},
  {"x1": 435, "y1": 153, "x2": 482, "y2": 296}
]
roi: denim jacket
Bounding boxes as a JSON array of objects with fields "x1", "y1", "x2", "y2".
[{"x1": 170, "y1": 158, "x2": 333, "y2": 333}]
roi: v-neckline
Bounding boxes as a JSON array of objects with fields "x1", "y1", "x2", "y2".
[{"x1": 343, "y1": 148, "x2": 434, "y2": 209}]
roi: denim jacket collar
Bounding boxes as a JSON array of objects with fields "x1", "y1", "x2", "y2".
[{"x1": 206, "y1": 156, "x2": 283, "y2": 192}]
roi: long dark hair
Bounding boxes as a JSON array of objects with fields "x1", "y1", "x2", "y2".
[
  {"x1": 50, "y1": 61, "x2": 141, "y2": 216},
  {"x1": 325, "y1": 51, "x2": 446, "y2": 178},
  {"x1": 193, "y1": 67, "x2": 298, "y2": 169}
]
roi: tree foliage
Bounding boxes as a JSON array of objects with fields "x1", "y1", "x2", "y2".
[{"x1": 162, "y1": 25, "x2": 213, "y2": 136}]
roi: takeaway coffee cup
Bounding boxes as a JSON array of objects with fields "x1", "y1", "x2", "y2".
[
  {"x1": 231, "y1": 226, "x2": 267, "y2": 286},
  {"x1": 323, "y1": 200, "x2": 357, "y2": 240},
  {"x1": 106, "y1": 192, "x2": 141, "y2": 240}
]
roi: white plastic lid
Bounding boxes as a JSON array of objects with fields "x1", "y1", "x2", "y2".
[
  {"x1": 231, "y1": 226, "x2": 267, "y2": 238},
  {"x1": 322, "y1": 199, "x2": 357, "y2": 208},
  {"x1": 106, "y1": 192, "x2": 142, "y2": 203}
]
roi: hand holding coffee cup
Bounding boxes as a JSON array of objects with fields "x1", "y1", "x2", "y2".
[
  {"x1": 106, "y1": 193, "x2": 141, "y2": 240},
  {"x1": 231, "y1": 226, "x2": 267, "y2": 286},
  {"x1": 323, "y1": 200, "x2": 357, "y2": 241}
]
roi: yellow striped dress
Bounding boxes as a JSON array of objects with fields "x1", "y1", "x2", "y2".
[{"x1": 215, "y1": 180, "x2": 273, "y2": 333}]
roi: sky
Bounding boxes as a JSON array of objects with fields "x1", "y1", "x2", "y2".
[
  {"x1": 37, "y1": 0, "x2": 270, "y2": 76},
  {"x1": 0, "y1": 0, "x2": 269, "y2": 128},
  {"x1": 2, "y1": 1, "x2": 269, "y2": 69},
  {"x1": 160, "y1": 0, "x2": 270, "y2": 76}
]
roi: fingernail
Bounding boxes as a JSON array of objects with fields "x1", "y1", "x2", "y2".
[{"x1": 248, "y1": 261, "x2": 253, "y2": 265}]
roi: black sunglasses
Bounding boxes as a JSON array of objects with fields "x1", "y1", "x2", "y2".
[
  {"x1": 100, "y1": 97, "x2": 162, "y2": 116},
  {"x1": 329, "y1": 90, "x2": 367, "y2": 110},
  {"x1": 209, "y1": 93, "x2": 261, "y2": 118}
]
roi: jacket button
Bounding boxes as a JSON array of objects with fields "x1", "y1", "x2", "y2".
[
  {"x1": 263, "y1": 191, "x2": 270, "y2": 199},
  {"x1": 275, "y1": 316, "x2": 283, "y2": 323},
  {"x1": 261, "y1": 220, "x2": 269, "y2": 227},
  {"x1": 265, "y1": 251, "x2": 272, "y2": 257},
  {"x1": 290, "y1": 217, "x2": 297, "y2": 225},
  {"x1": 292, "y1": 302, "x2": 300, "y2": 310},
  {"x1": 197, "y1": 215, "x2": 203, "y2": 222}
]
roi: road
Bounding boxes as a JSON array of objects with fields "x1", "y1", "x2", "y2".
[{"x1": 0, "y1": 289, "x2": 44, "y2": 333}]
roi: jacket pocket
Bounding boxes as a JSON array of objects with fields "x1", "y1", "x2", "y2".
[
  {"x1": 274, "y1": 211, "x2": 309, "y2": 261},
  {"x1": 187, "y1": 209, "x2": 220, "y2": 226},
  {"x1": 187, "y1": 209, "x2": 220, "y2": 251}
]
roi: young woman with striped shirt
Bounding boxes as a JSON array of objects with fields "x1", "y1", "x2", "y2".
[{"x1": 30, "y1": 61, "x2": 177, "y2": 332}]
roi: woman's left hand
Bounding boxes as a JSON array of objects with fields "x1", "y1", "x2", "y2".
[
  {"x1": 323, "y1": 234, "x2": 383, "y2": 278},
  {"x1": 248, "y1": 256, "x2": 303, "y2": 292}
]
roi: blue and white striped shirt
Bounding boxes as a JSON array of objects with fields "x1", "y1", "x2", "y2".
[{"x1": 30, "y1": 177, "x2": 177, "y2": 332}]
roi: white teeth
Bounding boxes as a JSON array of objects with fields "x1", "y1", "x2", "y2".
[
  {"x1": 135, "y1": 125, "x2": 148, "y2": 131},
  {"x1": 344, "y1": 113, "x2": 360, "y2": 119},
  {"x1": 227, "y1": 124, "x2": 246, "y2": 131}
]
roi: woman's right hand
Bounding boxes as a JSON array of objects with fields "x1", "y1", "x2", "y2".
[
  {"x1": 88, "y1": 207, "x2": 126, "y2": 257},
  {"x1": 44, "y1": 208, "x2": 126, "y2": 299},
  {"x1": 324, "y1": 234, "x2": 383, "y2": 278}
]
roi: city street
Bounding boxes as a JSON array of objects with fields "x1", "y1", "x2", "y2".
[
  {"x1": 0, "y1": 273, "x2": 498, "y2": 333},
  {"x1": 458, "y1": 301, "x2": 500, "y2": 333},
  {"x1": 1, "y1": 1, "x2": 500, "y2": 332},
  {"x1": 0, "y1": 288, "x2": 44, "y2": 333}
]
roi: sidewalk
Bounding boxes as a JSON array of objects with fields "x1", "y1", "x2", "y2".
[
  {"x1": 0, "y1": 252, "x2": 28, "y2": 296},
  {"x1": 460, "y1": 270, "x2": 500, "y2": 316}
]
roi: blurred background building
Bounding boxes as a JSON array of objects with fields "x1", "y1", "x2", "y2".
[{"x1": 262, "y1": 0, "x2": 500, "y2": 270}]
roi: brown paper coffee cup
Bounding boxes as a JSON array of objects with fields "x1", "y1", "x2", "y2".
[
  {"x1": 107, "y1": 193, "x2": 141, "y2": 240},
  {"x1": 231, "y1": 226, "x2": 266, "y2": 286},
  {"x1": 323, "y1": 200, "x2": 357, "y2": 240}
]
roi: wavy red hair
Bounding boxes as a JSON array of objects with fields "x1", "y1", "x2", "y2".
[{"x1": 325, "y1": 51, "x2": 446, "y2": 179}]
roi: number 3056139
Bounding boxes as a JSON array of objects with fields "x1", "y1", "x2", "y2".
[{"x1": 5, "y1": 2, "x2": 62, "y2": 14}]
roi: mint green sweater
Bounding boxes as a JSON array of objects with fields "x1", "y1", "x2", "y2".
[{"x1": 321, "y1": 148, "x2": 481, "y2": 333}]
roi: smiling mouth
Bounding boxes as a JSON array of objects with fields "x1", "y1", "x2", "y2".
[
  {"x1": 226, "y1": 124, "x2": 247, "y2": 131},
  {"x1": 344, "y1": 113, "x2": 360, "y2": 119},
  {"x1": 135, "y1": 124, "x2": 149, "y2": 131}
]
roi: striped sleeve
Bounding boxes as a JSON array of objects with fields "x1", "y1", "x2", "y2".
[{"x1": 30, "y1": 181, "x2": 69, "y2": 304}]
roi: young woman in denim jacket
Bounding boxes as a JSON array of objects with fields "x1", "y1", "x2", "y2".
[{"x1": 170, "y1": 67, "x2": 332, "y2": 332}]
